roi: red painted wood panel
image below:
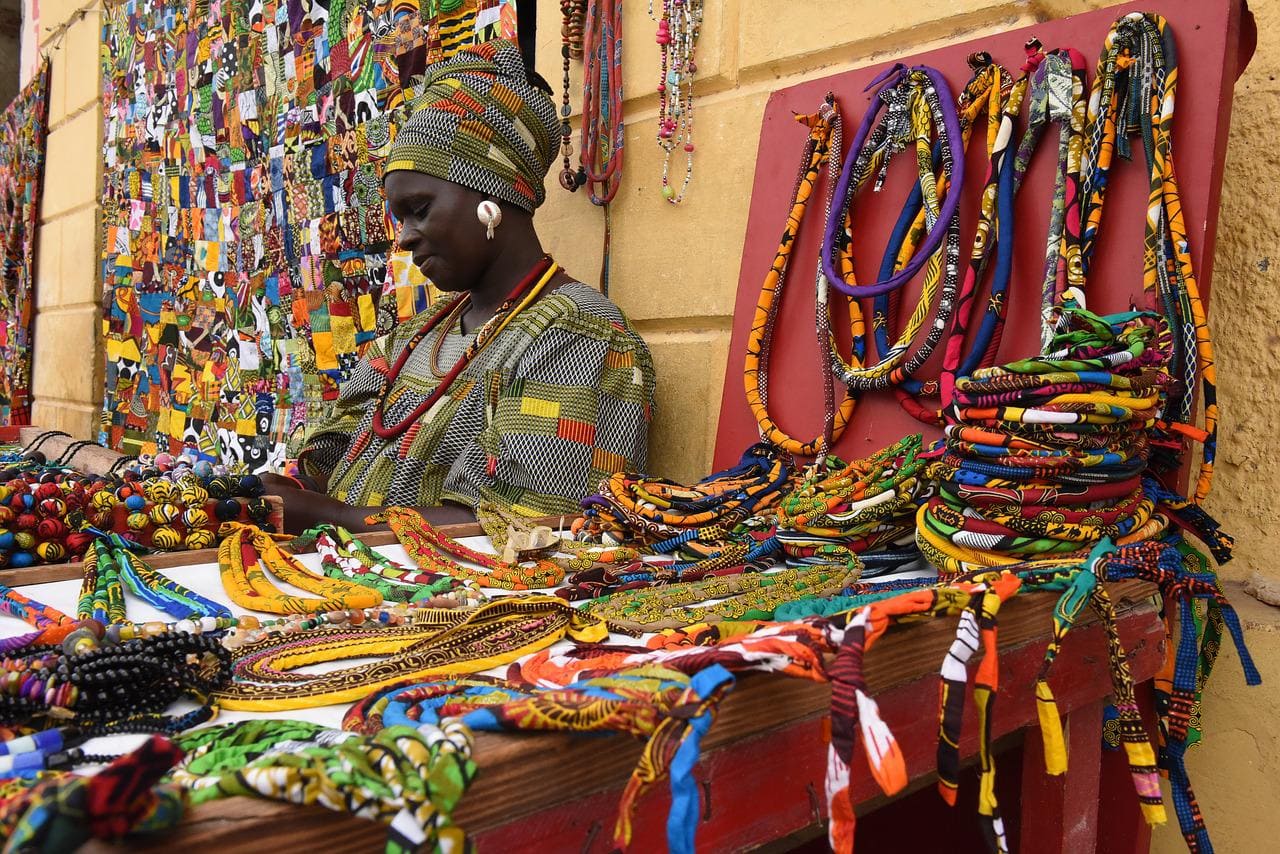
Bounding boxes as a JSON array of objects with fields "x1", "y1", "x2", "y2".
[{"x1": 714, "y1": 0, "x2": 1250, "y2": 470}]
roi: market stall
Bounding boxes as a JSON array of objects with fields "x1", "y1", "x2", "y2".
[{"x1": 0, "y1": 0, "x2": 1266, "y2": 852}]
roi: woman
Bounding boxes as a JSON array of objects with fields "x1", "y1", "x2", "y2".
[{"x1": 266, "y1": 40, "x2": 655, "y2": 533}]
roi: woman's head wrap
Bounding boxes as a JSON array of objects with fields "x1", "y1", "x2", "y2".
[{"x1": 384, "y1": 39, "x2": 560, "y2": 212}]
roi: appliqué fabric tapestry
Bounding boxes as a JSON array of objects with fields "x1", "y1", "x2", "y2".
[
  {"x1": 100, "y1": 0, "x2": 515, "y2": 469},
  {"x1": 0, "y1": 59, "x2": 51, "y2": 427}
]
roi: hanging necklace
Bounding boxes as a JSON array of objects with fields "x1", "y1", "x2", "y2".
[
  {"x1": 371, "y1": 257, "x2": 558, "y2": 440},
  {"x1": 744, "y1": 94, "x2": 858, "y2": 457},
  {"x1": 559, "y1": 0, "x2": 588, "y2": 193},
  {"x1": 653, "y1": 0, "x2": 704, "y2": 204},
  {"x1": 376, "y1": 507, "x2": 564, "y2": 590},
  {"x1": 1014, "y1": 47, "x2": 1089, "y2": 352},
  {"x1": 820, "y1": 63, "x2": 965, "y2": 299},
  {"x1": 822, "y1": 65, "x2": 964, "y2": 391},
  {"x1": 582, "y1": 0, "x2": 625, "y2": 294},
  {"x1": 581, "y1": 0, "x2": 625, "y2": 205},
  {"x1": 1081, "y1": 13, "x2": 1217, "y2": 501},
  {"x1": 879, "y1": 54, "x2": 1013, "y2": 425},
  {"x1": 939, "y1": 41, "x2": 1045, "y2": 409}
]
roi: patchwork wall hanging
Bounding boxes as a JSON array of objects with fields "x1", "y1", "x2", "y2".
[
  {"x1": 0, "y1": 59, "x2": 51, "y2": 427},
  {"x1": 99, "y1": 0, "x2": 516, "y2": 470}
]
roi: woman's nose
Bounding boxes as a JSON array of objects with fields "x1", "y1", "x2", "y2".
[{"x1": 396, "y1": 223, "x2": 418, "y2": 251}]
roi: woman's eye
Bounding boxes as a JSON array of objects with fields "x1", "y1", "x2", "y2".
[{"x1": 413, "y1": 204, "x2": 430, "y2": 219}]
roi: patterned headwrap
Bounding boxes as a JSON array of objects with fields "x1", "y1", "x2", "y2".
[{"x1": 385, "y1": 39, "x2": 559, "y2": 212}]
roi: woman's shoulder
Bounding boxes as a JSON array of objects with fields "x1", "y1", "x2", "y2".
[{"x1": 525, "y1": 282, "x2": 649, "y2": 349}]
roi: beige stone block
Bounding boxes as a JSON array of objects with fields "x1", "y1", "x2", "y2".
[
  {"x1": 539, "y1": 89, "x2": 770, "y2": 321},
  {"x1": 1194, "y1": 88, "x2": 1280, "y2": 581},
  {"x1": 57, "y1": 205, "x2": 102, "y2": 305},
  {"x1": 1232, "y1": 0, "x2": 1280, "y2": 95},
  {"x1": 40, "y1": 110, "x2": 101, "y2": 220},
  {"x1": 535, "y1": 0, "x2": 734, "y2": 111},
  {"x1": 34, "y1": 218, "x2": 63, "y2": 310},
  {"x1": 63, "y1": 17, "x2": 104, "y2": 116},
  {"x1": 29, "y1": 400, "x2": 100, "y2": 441},
  {"x1": 31, "y1": 306, "x2": 102, "y2": 406},
  {"x1": 642, "y1": 327, "x2": 731, "y2": 482},
  {"x1": 45, "y1": 42, "x2": 68, "y2": 127},
  {"x1": 38, "y1": 0, "x2": 86, "y2": 40},
  {"x1": 736, "y1": 0, "x2": 1021, "y2": 76}
]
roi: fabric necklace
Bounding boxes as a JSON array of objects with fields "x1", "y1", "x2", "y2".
[
  {"x1": 76, "y1": 534, "x2": 231, "y2": 625},
  {"x1": 1081, "y1": 12, "x2": 1218, "y2": 502},
  {"x1": 376, "y1": 507, "x2": 564, "y2": 590},
  {"x1": 820, "y1": 62, "x2": 965, "y2": 299},
  {"x1": 214, "y1": 595, "x2": 607, "y2": 711},
  {"x1": 217, "y1": 522, "x2": 384, "y2": 614},
  {"x1": 170, "y1": 718, "x2": 475, "y2": 854},
  {"x1": 882, "y1": 53, "x2": 1012, "y2": 425},
  {"x1": 291, "y1": 524, "x2": 486, "y2": 606},
  {"x1": 344, "y1": 665, "x2": 734, "y2": 854},
  {"x1": 822, "y1": 64, "x2": 963, "y2": 391},
  {"x1": 371, "y1": 256, "x2": 558, "y2": 440},
  {"x1": 582, "y1": 561, "x2": 861, "y2": 632},
  {"x1": 744, "y1": 94, "x2": 857, "y2": 456},
  {"x1": 575, "y1": 443, "x2": 792, "y2": 546}
]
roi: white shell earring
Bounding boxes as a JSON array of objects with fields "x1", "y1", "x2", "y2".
[{"x1": 477, "y1": 200, "x2": 502, "y2": 240}]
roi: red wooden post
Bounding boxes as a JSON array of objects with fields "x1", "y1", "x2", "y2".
[{"x1": 1019, "y1": 699, "x2": 1105, "y2": 854}]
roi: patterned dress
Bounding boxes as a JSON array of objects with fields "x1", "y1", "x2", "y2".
[{"x1": 301, "y1": 282, "x2": 655, "y2": 515}]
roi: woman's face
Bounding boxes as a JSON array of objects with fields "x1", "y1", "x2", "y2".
[{"x1": 385, "y1": 171, "x2": 490, "y2": 292}]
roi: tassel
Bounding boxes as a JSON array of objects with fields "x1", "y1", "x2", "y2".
[{"x1": 857, "y1": 689, "x2": 906, "y2": 795}]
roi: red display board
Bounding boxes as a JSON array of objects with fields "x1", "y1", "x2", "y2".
[{"x1": 714, "y1": 0, "x2": 1253, "y2": 470}]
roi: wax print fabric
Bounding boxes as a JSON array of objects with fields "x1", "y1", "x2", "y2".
[
  {"x1": 0, "y1": 60, "x2": 51, "y2": 427},
  {"x1": 301, "y1": 282, "x2": 656, "y2": 515},
  {"x1": 99, "y1": 0, "x2": 515, "y2": 469}
]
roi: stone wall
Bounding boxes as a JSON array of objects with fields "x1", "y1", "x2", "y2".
[{"x1": 29, "y1": 0, "x2": 103, "y2": 438}]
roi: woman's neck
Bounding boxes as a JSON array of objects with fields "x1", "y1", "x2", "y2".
[{"x1": 461, "y1": 238, "x2": 548, "y2": 334}]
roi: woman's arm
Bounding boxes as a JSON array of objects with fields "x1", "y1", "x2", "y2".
[{"x1": 265, "y1": 483, "x2": 476, "y2": 534}]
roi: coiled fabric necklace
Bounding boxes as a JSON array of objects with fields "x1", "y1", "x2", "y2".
[
  {"x1": 921, "y1": 307, "x2": 1169, "y2": 576},
  {"x1": 744, "y1": 94, "x2": 858, "y2": 456},
  {"x1": 820, "y1": 64, "x2": 964, "y2": 391},
  {"x1": 575, "y1": 443, "x2": 792, "y2": 545},
  {"x1": 776, "y1": 434, "x2": 927, "y2": 574}
]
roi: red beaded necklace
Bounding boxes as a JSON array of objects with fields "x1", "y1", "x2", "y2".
[{"x1": 371, "y1": 257, "x2": 556, "y2": 440}]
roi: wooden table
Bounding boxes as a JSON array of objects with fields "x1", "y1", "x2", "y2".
[{"x1": 85, "y1": 579, "x2": 1163, "y2": 854}]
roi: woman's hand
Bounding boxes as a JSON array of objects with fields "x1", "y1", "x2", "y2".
[
  {"x1": 258, "y1": 473, "x2": 304, "y2": 495},
  {"x1": 272, "y1": 489, "x2": 379, "y2": 535}
]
